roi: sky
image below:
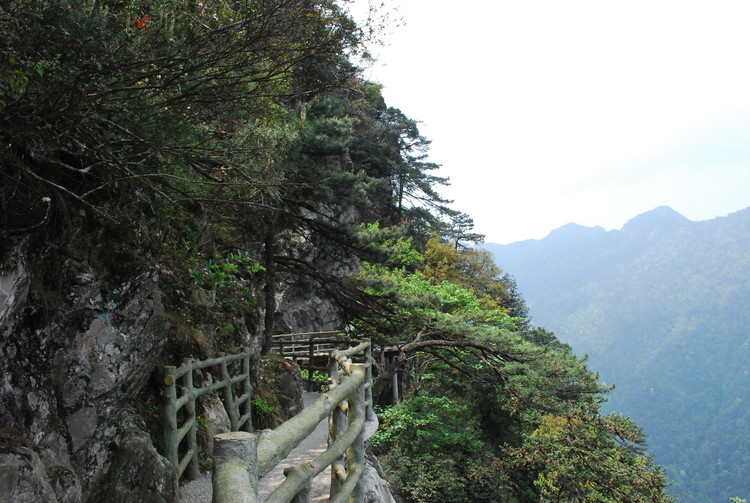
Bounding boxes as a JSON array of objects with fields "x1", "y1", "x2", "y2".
[{"x1": 348, "y1": 0, "x2": 750, "y2": 244}]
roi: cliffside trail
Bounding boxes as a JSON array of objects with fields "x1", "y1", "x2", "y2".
[{"x1": 180, "y1": 392, "x2": 331, "y2": 502}]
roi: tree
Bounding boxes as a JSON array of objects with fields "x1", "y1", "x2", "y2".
[
  {"x1": 502, "y1": 405, "x2": 675, "y2": 502},
  {"x1": 347, "y1": 90, "x2": 450, "y2": 228},
  {"x1": 250, "y1": 81, "x2": 457, "y2": 353},
  {"x1": 1, "y1": 1, "x2": 424, "y2": 352},
  {"x1": 422, "y1": 235, "x2": 529, "y2": 321},
  {"x1": 352, "y1": 243, "x2": 674, "y2": 502},
  {"x1": 1, "y1": 0, "x2": 364, "y2": 239}
]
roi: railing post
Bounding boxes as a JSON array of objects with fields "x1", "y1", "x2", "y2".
[
  {"x1": 163, "y1": 365, "x2": 179, "y2": 469},
  {"x1": 182, "y1": 358, "x2": 201, "y2": 480},
  {"x1": 365, "y1": 341, "x2": 374, "y2": 422},
  {"x1": 220, "y1": 353, "x2": 240, "y2": 430},
  {"x1": 391, "y1": 358, "x2": 400, "y2": 405},
  {"x1": 166, "y1": 334, "x2": 376, "y2": 495},
  {"x1": 307, "y1": 334, "x2": 315, "y2": 392},
  {"x1": 284, "y1": 466, "x2": 312, "y2": 503},
  {"x1": 328, "y1": 356, "x2": 346, "y2": 498},
  {"x1": 213, "y1": 431, "x2": 258, "y2": 503},
  {"x1": 346, "y1": 383, "x2": 366, "y2": 503}
]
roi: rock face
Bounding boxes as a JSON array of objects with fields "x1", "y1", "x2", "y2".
[
  {"x1": 362, "y1": 452, "x2": 397, "y2": 503},
  {"x1": 85, "y1": 414, "x2": 178, "y2": 503},
  {"x1": 0, "y1": 242, "x2": 176, "y2": 502},
  {"x1": 0, "y1": 216, "x2": 360, "y2": 502},
  {"x1": 276, "y1": 359, "x2": 305, "y2": 421},
  {"x1": 200, "y1": 395, "x2": 232, "y2": 458},
  {"x1": 274, "y1": 282, "x2": 346, "y2": 335}
]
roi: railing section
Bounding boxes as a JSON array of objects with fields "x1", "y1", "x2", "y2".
[
  {"x1": 271, "y1": 331, "x2": 354, "y2": 391},
  {"x1": 163, "y1": 347, "x2": 253, "y2": 480},
  {"x1": 213, "y1": 339, "x2": 377, "y2": 503}
]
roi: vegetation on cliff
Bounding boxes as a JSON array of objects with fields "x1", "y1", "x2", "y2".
[
  {"x1": 1, "y1": 1, "x2": 674, "y2": 501},
  {"x1": 361, "y1": 238, "x2": 674, "y2": 502}
]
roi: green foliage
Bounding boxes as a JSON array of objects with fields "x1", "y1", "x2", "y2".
[
  {"x1": 0, "y1": 0, "x2": 363, "y2": 234},
  {"x1": 188, "y1": 250, "x2": 263, "y2": 296},
  {"x1": 358, "y1": 222, "x2": 423, "y2": 269},
  {"x1": 371, "y1": 396, "x2": 485, "y2": 454},
  {"x1": 300, "y1": 369, "x2": 330, "y2": 392},
  {"x1": 372, "y1": 397, "x2": 509, "y2": 503},
  {"x1": 423, "y1": 235, "x2": 529, "y2": 321},
  {"x1": 354, "y1": 261, "x2": 524, "y2": 341},
  {"x1": 356, "y1": 242, "x2": 673, "y2": 502},
  {"x1": 503, "y1": 405, "x2": 674, "y2": 502},
  {"x1": 251, "y1": 396, "x2": 277, "y2": 430},
  {"x1": 299, "y1": 369, "x2": 329, "y2": 386}
]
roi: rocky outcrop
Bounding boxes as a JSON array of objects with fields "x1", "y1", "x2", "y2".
[
  {"x1": 199, "y1": 395, "x2": 232, "y2": 459},
  {"x1": 274, "y1": 282, "x2": 346, "y2": 335},
  {"x1": 85, "y1": 413, "x2": 178, "y2": 503},
  {"x1": 0, "y1": 256, "x2": 30, "y2": 334},
  {"x1": 362, "y1": 454, "x2": 397, "y2": 503},
  {"x1": 275, "y1": 359, "x2": 305, "y2": 421},
  {"x1": 0, "y1": 242, "x2": 176, "y2": 502}
]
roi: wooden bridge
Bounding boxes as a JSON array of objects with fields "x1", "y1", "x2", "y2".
[{"x1": 163, "y1": 336, "x2": 379, "y2": 502}]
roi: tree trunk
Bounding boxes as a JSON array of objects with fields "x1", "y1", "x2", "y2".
[{"x1": 261, "y1": 215, "x2": 277, "y2": 356}]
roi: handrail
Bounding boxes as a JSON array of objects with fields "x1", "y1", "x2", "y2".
[
  {"x1": 271, "y1": 331, "x2": 354, "y2": 391},
  {"x1": 213, "y1": 339, "x2": 375, "y2": 503},
  {"x1": 163, "y1": 347, "x2": 253, "y2": 480}
]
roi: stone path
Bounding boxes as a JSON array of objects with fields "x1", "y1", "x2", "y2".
[{"x1": 179, "y1": 392, "x2": 331, "y2": 502}]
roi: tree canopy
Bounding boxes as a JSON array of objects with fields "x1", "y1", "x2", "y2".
[{"x1": 356, "y1": 237, "x2": 674, "y2": 502}]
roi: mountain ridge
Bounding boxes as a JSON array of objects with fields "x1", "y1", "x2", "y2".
[{"x1": 484, "y1": 205, "x2": 750, "y2": 503}]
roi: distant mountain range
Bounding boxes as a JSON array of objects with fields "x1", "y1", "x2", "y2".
[{"x1": 485, "y1": 206, "x2": 750, "y2": 503}]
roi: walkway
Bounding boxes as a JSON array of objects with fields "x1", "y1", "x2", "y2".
[{"x1": 180, "y1": 392, "x2": 330, "y2": 502}]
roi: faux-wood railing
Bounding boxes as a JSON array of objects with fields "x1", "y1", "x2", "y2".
[
  {"x1": 213, "y1": 340, "x2": 376, "y2": 503},
  {"x1": 271, "y1": 331, "x2": 355, "y2": 391},
  {"x1": 162, "y1": 348, "x2": 253, "y2": 480}
]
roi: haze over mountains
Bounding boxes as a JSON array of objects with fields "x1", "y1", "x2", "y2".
[{"x1": 485, "y1": 206, "x2": 750, "y2": 503}]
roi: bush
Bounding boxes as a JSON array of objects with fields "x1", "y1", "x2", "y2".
[{"x1": 371, "y1": 395, "x2": 509, "y2": 503}]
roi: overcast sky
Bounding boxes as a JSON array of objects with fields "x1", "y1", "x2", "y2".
[{"x1": 349, "y1": 0, "x2": 750, "y2": 244}]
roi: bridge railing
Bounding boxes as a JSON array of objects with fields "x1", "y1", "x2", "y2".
[
  {"x1": 162, "y1": 347, "x2": 253, "y2": 480},
  {"x1": 271, "y1": 331, "x2": 355, "y2": 391},
  {"x1": 213, "y1": 339, "x2": 376, "y2": 503}
]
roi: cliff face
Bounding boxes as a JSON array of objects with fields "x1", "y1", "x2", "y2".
[
  {"x1": 0, "y1": 229, "x2": 351, "y2": 502},
  {"x1": 0, "y1": 239, "x2": 177, "y2": 502}
]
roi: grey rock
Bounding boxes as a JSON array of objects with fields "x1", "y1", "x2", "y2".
[
  {"x1": 200, "y1": 394, "x2": 231, "y2": 456},
  {"x1": 275, "y1": 288, "x2": 344, "y2": 335},
  {"x1": 38, "y1": 431, "x2": 82, "y2": 503},
  {"x1": 0, "y1": 250, "x2": 174, "y2": 502},
  {"x1": 87, "y1": 414, "x2": 178, "y2": 503},
  {"x1": 0, "y1": 449, "x2": 58, "y2": 502},
  {"x1": 66, "y1": 407, "x2": 98, "y2": 453},
  {"x1": 56, "y1": 269, "x2": 170, "y2": 413},
  {"x1": 362, "y1": 453, "x2": 397, "y2": 503},
  {"x1": 0, "y1": 257, "x2": 30, "y2": 339},
  {"x1": 277, "y1": 359, "x2": 304, "y2": 420},
  {"x1": 0, "y1": 457, "x2": 20, "y2": 501}
]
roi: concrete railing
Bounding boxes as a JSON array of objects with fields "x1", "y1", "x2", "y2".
[
  {"x1": 163, "y1": 348, "x2": 253, "y2": 480},
  {"x1": 213, "y1": 340, "x2": 376, "y2": 503}
]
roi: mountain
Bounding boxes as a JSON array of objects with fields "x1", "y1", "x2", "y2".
[{"x1": 485, "y1": 206, "x2": 750, "y2": 503}]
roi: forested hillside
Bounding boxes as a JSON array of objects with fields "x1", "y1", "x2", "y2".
[
  {"x1": 486, "y1": 206, "x2": 750, "y2": 503},
  {"x1": 1, "y1": 2, "x2": 674, "y2": 501}
]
